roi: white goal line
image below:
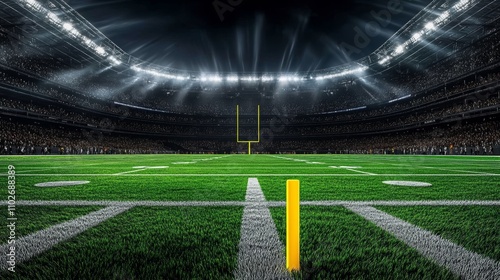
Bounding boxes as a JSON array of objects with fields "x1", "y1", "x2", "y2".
[{"x1": 1, "y1": 200, "x2": 499, "y2": 207}]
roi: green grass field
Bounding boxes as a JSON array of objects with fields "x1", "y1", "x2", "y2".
[{"x1": 1, "y1": 154, "x2": 499, "y2": 279}]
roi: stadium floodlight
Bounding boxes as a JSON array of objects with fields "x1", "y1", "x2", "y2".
[
  {"x1": 412, "y1": 32, "x2": 423, "y2": 42},
  {"x1": 25, "y1": 0, "x2": 41, "y2": 9},
  {"x1": 394, "y1": 45, "x2": 405, "y2": 55},
  {"x1": 201, "y1": 75, "x2": 223, "y2": 82},
  {"x1": 95, "y1": 46, "x2": 106, "y2": 56},
  {"x1": 226, "y1": 76, "x2": 239, "y2": 82},
  {"x1": 378, "y1": 56, "x2": 391, "y2": 65},
  {"x1": 315, "y1": 66, "x2": 368, "y2": 80},
  {"x1": 174, "y1": 75, "x2": 188, "y2": 81},
  {"x1": 62, "y1": 22, "x2": 74, "y2": 31},
  {"x1": 241, "y1": 76, "x2": 259, "y2": 82},
  {"x1": 108, "y1": 56, "x2": 122, "y2": 66},
  {"x1": 47, "y1": 12, "x2": 61, "y2": 25},
  {"x1": 454, "y1": 0, "x2": 471, "y2": 12},
  {"x1": 424, "y1": 22, "x2": 436, "y2": 32},
  {"x1": 434, "y1": 11, "x2": 450, "y2": 25},
  {"x1": 279, "y1": 75, "x2": 300, "y2": 82},
  {"x1": 261, "y1": 76, "x2": 274, "y2": 82}
]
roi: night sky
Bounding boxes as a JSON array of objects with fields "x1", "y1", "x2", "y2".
[{"x1": 71, "y1": 0, "x2": 432, "y2": 73}]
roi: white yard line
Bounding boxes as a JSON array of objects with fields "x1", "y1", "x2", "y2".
[
  {"x1": 5, "y1": 173, "x2": 500, "y2": 177},
  {"x1": 0, "y1": 206, "x2": 132, "y2": 270},
  {"x1": 345, "y1": 168, "x2": 376, "y2": 175},
  {"x1": 422, "y1": 166, "x2": 496, "y2": 175},
  {"x1": 235, "y1": 178, "x2": 290, "y2": 279},
  {"x1": 1, "y1": 200, "x2": 500, "y2": 207},
  {"x1": 113, "y1": 168, "x2": 148, "y2": 175},
  {"x1": 346, "y1": 205, "x2": 500, "y2": 280}
]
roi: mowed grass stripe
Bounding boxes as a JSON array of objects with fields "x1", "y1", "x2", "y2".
[
  {"x1": 346, "y1": 205, "x2": 500, "y2": 280},
  {"x1": 0, "y1": 206, "x2": 132, "y2": 271},
  {"x1": 378, "y1": 206, "x2": 500, "y2": 262},
  {"x1": 0, "y1": 207, "x2": 243, "y2": 280},
  {"x1": 270, "y1": 206, "x2": 457, "y2": 279}
]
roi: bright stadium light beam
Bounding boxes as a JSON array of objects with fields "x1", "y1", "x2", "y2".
[
  {"x1": 226, "y1": 76, "x2": 239, "y2": 82},
  {"x1": 47, "y1": 12, "x2": 61, "y2": 25},
  {"x1": 434, "y1": 11, "x2": 450, "y2": 25},
  {"x1": 394, "y1": 45, "x2": 405, "y2": 55},
  {"x1": 424, "y1": 22, "x2": 436, "y2": 32},
  {"x1": 315, "y1": 66, "x2": 368, "y2": 80},
  {"x1": 62, "y1": 22, "x2": 74, "y2": 31},
  {"x1": 95, "y1": 46, "x2": 107, "y2": 56},
  {"x1": 454, "y1": 0, "x2": 471, "y2": 11},
  {"x1": 108, "y1": 56, "x2": 122, "y2": 66},
  {"x1": 412, "y1": 32, "x2": 423, "y2": 42},
  {"x1": 241, "y1": 76, "x2": 259, "y2": 82}
]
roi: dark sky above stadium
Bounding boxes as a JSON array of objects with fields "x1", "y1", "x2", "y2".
[{"x1": 71, "y1": 0, "x2": 432, "y2": 73}]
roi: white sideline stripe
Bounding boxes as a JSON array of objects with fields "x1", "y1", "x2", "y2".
[
  {"x1": 235, "y1": 178, "x2": 290, "y2": 279},
  {"x1": 4, "y1": 173, "x2": 500, "y2": 177},
  {"x1": 346, "y1": 205, "x2": 500, "y2": 280},
  {"x1": 113, "y1": 168, "x2": 148, "y2": 175},
  {"x1": 422, "y1": 166, "x2": 496, "y2": 175},
  {"x1": 0, "y1": 206, "x2": 132, "y2": 270},
  {"x1": 345, "y1": 168, "x2": 376, "y2": 175},
  {"x1": 1, "y1": 200, "x2": 500, "y2": 207}
]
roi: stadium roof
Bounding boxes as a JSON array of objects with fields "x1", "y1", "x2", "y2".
[{"x1": 1, "y1": 0, "x2": 500, "y2": 81}]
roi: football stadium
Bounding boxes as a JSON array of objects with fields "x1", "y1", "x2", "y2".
[{"x1": 1, "y1": 0, "x2": 500, "y2": 279}]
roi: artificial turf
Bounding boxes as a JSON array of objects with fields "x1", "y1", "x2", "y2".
[
  {"x1": 0, "y1": 154, "x2": 498, "y2": 278},
  {"x1": 270, "y1": 206, "x2": 458, "y2": 279},
  {"x1": 0, "y1": 206, "x2": 102, "y2": 244},
  {"x1": 0, "y1": 207, "x2": 243, "y2": 280},
  {"x1": 378, "y1": 206, "x2": 500, "y2": 262}
]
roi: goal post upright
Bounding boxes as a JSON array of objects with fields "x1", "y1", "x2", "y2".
[{"x1": 236, "y1": 105, "x2": 260, "y2": 154}]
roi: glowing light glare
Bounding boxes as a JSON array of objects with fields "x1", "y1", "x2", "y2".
[
  {"x1": 108, "y1": 56, "x2": 122, "y2": 66},
  {"x1": 315, "y1": 66, "x2": 369, "y2": 80},
  {"x1": 424, "y1": 22, "x2": 436, "y2": 31},
  {"x1": 412, "y1": 32, "x2": 423, "y2": 42},
  {"x1": 201, "y1": 75, "x2": 223, "y2": 83},
  {"x1": 62, "y1": 22, "x2": 74, "y2": 31},
  {"x1": 435, "y1": 11, "x2": 450, "y2": 25},
  {"x1": 261, "y1": 76, "x2": 274, "y2": 82},
  {"x1": 241, "y1": 76, "x2": 259, "y2": 82},
  {"x1": 226, "y1": 76, "x2": 239, "y2": 82},
  {"x1": 47, "y1": 12, "x2": 61, "y2": 24},
  {"x1": 279, "y1": 76, "x2": 300, "y2": 82},
  {"x1": 95, "y1": 46, "x2": 106, "y2": 56},
  {"x1": 378, "y1": 56, "x2": 391, "y2": 65},
  {"x1": 454, "y1": 0, "x2": 471, "y2": 11},
  {"x1": 131, "y1": 66, "x2": 189, "y2": 80},
  {"x1": 394, "y1": 45, "x2": 405, "y2": 55},
  {"x1": 25, "y1": 0, "x2": 39, "y2": 6}
]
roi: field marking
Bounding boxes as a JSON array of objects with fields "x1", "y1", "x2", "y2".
[
  {"x1": 113, "y1": 168, "x2": 148, "y2": 175},
  {"x1": 345, "y1": 168, "x2": 376, "y2": 175},
  {"x1": 422, "y1": 166, "x2": 497, "y2": 175},
  {"x1": 5, "y1": 173, "x2": 500, "y2": 177},
  {"x1": 346, "y1": 205, "x2": 500, "y2": 280},
  {"x1": 235, "y1": 178, "x2": 290, "y2": 279},
  {"x1": 1, "y1": 200, "x2": 500, "y2": 207},
  {"x1": 0, "y1": 206, "x2": 132, "y2": 271}
]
